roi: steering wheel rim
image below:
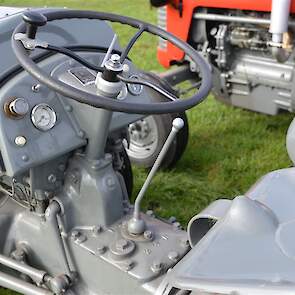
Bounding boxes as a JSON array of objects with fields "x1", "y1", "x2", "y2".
[{"x1": 12, "y1": 9, "x2": 212, "y2": 115}]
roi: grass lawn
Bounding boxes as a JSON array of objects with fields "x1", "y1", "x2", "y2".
[{"x1": 0, "y1": 0, "x2": 294, "y2": 294}]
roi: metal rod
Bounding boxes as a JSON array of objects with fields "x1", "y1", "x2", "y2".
[
  {"x1": 0, "y1": 254, "x2": 47, "y2": 284},
  {"x1": 128, "y1": 118, "x2": 184, "y2": 235},
  {"x1": 45, "y1": 201, "x2": 72, "y2": 277},
  {"x1": 101, "y1": 34, "x2": 118, "y2": 67},
  {"x1": 0, "y1": 270, "x2": 53, "y2": 295},
  {"x1": 193, "y1": 12, "x2": 295, "y2": 27}
]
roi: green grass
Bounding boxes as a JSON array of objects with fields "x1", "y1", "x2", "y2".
[{"x1": 0, "y1": 0, "x2": 294, "y2": 294}]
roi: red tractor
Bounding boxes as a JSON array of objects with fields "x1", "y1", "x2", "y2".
[{"x1": 151, "y1": 0, "x2": 295, "y2": 115}]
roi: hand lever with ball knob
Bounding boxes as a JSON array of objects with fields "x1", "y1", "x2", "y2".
[
  {"x1": 22, "y1": 11, "x2": 47, "y2": 39},
  {"x1": 128, "y1": 118, "x2": 185, "y2": 235}
]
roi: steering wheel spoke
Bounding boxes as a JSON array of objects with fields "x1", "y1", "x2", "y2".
[{"x1": 120, "y1": 25, "x2": 146, "y2": 63}]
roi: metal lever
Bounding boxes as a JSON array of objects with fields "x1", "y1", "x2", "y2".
[{"x1": 128, "y1": 117, "x2": 184, "y2": 235}]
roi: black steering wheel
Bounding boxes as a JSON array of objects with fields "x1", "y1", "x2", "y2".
[{"x1": 12, "y1": 9, "x2": 212, "y2": 115}]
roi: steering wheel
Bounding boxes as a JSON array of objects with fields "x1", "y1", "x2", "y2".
[{"x1": 12, "y1": 9, "x2": 212, "y2": 115}]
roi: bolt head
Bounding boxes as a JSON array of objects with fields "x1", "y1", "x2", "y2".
[
  {"x1": 144, "y1": 230, "x2": 153, "y2": 240},
  {"x1": 92, "y1": 225, "x2": 102, "y2": 235},
  {"x1": 151, "y1": 260, "x2": 163, "y2": 273},
  {"x1": 116, "y1": 239, "x2": 129, "y2": 251},
  {"x1": 71, "y1": 230, "x2": 80, "y2": 239},
  {"x1": 97, "y1": 244, "x2": 106, "y2": 255},
  {"x1": 146, "y1": 210, "x2": 155, "y2": 217},
  {"x1": 168, "y1": 251, "x2": 179, "y2": 262},
  {"x1": 76, "y1": 234, "x2": 87, "y2": 244},
  {"x1": 180, "y1": 238, "x2": 190, "y2": 249}
]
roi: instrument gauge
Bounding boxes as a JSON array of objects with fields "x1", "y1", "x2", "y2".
[{"x1": 31, "y1": 104, "x2": 57, "y2": 131}]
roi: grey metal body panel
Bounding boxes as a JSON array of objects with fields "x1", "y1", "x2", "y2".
[
  {"x1": 157, "y1": 165, "x2": 295, "y2": 294},
  {"x1": 0, "y1": 8, "x2": 148, "y2": 176}
]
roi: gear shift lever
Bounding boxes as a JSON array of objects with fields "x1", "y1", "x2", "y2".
[{"x1": 128, "y1": 117, "x2": 184, "y2": 235}]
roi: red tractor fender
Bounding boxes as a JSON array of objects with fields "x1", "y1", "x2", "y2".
[{"x1": 158, "y1": 0, "x2": 295, "y2": 67}]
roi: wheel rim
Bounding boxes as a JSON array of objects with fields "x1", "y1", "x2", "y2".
[{"x1": 125, "y1": 116, "x2": 159, "y2": 160}]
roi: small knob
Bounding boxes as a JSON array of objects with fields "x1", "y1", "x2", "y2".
[
  {"x1": 9, "y1": 98, "x2": 29, "y2": 117},
  {"x1": 22, "y1": 11, "x2": 47, "y2": 39}
]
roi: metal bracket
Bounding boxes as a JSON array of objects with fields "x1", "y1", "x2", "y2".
[{"x1": 14, "y1": 33, "x2": 48, "y2": 50}]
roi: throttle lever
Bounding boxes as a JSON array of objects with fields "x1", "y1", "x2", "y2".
[{"x1": 128, "y1": 117, "x2": 185, "y2": 235}]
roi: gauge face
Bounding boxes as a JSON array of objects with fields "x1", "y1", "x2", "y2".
[
  {"x1": 31, "y1": 104, "x2": 57, "y2": 131},
  {"x1": 127, "y1": 75, "x2": 143, "y2": 96}
]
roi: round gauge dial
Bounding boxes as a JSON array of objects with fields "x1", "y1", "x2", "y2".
[{"x1": 31, "y1": 104, "x2": 57, "y2": 131}]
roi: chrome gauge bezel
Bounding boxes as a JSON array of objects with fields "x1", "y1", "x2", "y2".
[{"x1": 31, "y1": 103, "x2": 57, "y2": 131}]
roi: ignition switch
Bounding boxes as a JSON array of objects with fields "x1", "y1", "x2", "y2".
[{"x1": 4, "y1": 97, "x2": 29, "y2": 118}]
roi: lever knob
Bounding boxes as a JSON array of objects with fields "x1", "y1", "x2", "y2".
[{"x1": 22, "y1": 11, "x2": 47, "y2": 39}]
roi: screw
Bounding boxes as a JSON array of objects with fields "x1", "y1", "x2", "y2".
[
  {"x1": 151, "y1": 261, "x2": 163, "y2": 273},
  {"x1": 144, "y1": 230, "x2": 153, "y2": 240},
  {"x1": 168, "y1": 251, "x2": 179, "y2": 262},
  {"x1": 116, "y1": 239, "x2": 129, "y2": 251}
]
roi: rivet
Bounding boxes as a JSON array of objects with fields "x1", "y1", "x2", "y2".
[
  {"x1": 21, "y1": 154, "x2": 29, "y2": 162},
  {"x1": 65, "y1": 105, "x2": 73, "y2": 112},
  {"x1": 78, "y1": 130, "x2": 85, "y2": 138}
]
